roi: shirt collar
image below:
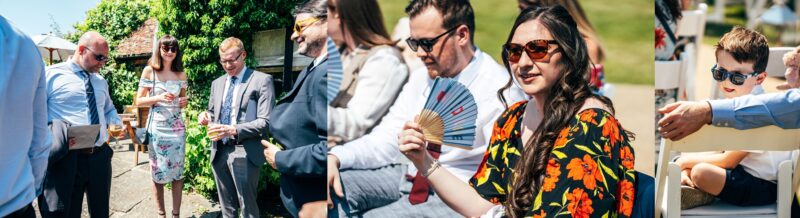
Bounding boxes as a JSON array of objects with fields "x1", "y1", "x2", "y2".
[
  {"x1": 423, "y1": 48, "x2": 483, "y2": 98},
  {"x1": 67, "y1": 59, "x2": 91, "y2": 78},
  {"x1": 228, "y1": 67, "x2": 247, "y2": 81}
]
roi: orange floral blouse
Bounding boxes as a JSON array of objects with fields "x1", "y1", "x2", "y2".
[{"x1": 468, "y1": 101, "x2": 636, "y2": 218}]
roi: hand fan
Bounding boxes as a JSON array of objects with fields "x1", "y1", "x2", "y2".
[
  {"x1": 417, "y1": 77, "x2": 478, "y2": 149},
  {"x1": 326, "y1": 37, "x2": 343, "y2": 103}
]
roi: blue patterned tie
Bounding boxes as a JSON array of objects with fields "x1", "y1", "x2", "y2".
[
  {"x1": 83, "y1": 71, "x2": 100, "y2": 125},
  {"x1": 219, "y1": 76, "x2": 237, "y2": 125}
]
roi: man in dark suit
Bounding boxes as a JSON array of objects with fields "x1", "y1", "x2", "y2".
[
  {"x1": 261, "y1": 0, "x2": 328, "y2": 217},
  {"x1": 198, "y1": 37, "x2": 274, "y2": 218}
]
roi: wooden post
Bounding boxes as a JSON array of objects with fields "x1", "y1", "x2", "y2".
[{"x1": 282, "y1": 26, "x2": 294, "y2": 93}]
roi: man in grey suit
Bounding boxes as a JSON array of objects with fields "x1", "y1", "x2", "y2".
[{"x1": 198, "y1": 37, "x2": 274, "y2": 218}]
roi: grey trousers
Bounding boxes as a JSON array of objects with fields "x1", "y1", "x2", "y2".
[
  {"x1": 212, "y1": 145, "x2": 261, "y2": 218},
  {"x1": 331, "y1": 164, "x2": 460, "y2": 218}
]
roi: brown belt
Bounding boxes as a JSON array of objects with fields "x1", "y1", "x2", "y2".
[{"x1": 72, "y1": 143, "x2": 108, "y2": 155}]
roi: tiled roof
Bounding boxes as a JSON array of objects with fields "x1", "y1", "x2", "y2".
[{"x1": 116, "y1": 18, "x2": 156, "y2": 58}]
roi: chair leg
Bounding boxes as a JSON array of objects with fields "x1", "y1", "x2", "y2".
[{"x1": 134, "y1": 143, "x2": 139, "y2": 164}]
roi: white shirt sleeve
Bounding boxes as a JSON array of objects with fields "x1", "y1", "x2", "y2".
[
  {"x1": 329, "y1": 74, "x2": 417, "y2": 170},
  {"x1": 328, "y1": 49, "x2": 409, "y2": 141}
]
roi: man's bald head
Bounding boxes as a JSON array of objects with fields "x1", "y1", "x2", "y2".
[
  {"x1": 73, "y1": 31, "x2": 110, "y2": 72},
  {"x1": 77, "y1": 31, "x2": 108, "y2": 48}
]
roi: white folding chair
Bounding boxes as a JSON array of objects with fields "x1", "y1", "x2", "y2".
[
  {"x1": 656, "y1": 56, "x2": 685, "y2": 92},
  {"x1": 766, "y1": 47, "x2": 794, "y2": 78},
  {"x1": 655, "y1": 125, "x2": 800, "y2": 218},
  {"x1": 680, "y1": 44, "x2": 696, "y2": 101},
  {"x1": 678, "y1": 3, "x2": 709, "y2": 43}
]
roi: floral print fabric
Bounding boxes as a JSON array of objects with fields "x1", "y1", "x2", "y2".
[
  {"x1": 140, "y1": 78, "x2": 187, "y2": 184},
  {"x1": 469, "y1": 101, "x2": 636, "y2": 217}
]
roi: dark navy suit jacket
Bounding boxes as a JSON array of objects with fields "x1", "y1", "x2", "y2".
[{"x1": 269, "y1": 57, "x2": 328, "y2": 217}]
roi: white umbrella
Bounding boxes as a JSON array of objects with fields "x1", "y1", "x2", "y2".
[{"x1": 32, "y1": 34, "x2": 78, "y2": 65}]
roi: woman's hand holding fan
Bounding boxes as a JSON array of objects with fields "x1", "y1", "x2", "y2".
[{"x1": 398, "y1": 118, "x2": 436, "y2": 173}]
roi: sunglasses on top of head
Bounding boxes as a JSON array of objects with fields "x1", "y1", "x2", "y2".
[
  {"x1": 405, "y1": 27, "x2": 458, "y2": 53},
  {"x1": 710, "y1": 64, "x2": 760, "y2": 86},
  {"x1": 503, "y1": 39, "x2": 559, "y2": 63}
]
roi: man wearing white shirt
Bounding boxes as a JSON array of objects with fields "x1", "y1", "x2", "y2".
[
  {"x1": 0, "y1": 15, "x2": 50, "y2": 218},
  {"x1": 327, "y1": 0, "x2": 526, "y2": 216}
]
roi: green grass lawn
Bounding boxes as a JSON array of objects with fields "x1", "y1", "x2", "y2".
[{"x1": 377, "y1": 0, "x2": 654, "y2": 85}]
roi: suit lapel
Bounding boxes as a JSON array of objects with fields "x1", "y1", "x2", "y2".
[
  {"x1": 213, "y1": 76, "x2": 225, "y2": 120},
  {"x1": 279, "y1": 57, "x2": 327, "y2": 102},
  {"x1": 235, "y1": 68, "x2": 255, "y2": 114}
]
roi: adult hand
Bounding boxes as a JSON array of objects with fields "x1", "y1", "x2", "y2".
[
  {"x1": 777, "y1": 67, "x2": 800, "y2": 90},
  {"x1": 261, "y1": 140, "x2": 280, "y2": 169},
  {"x1": 178, "y1": 97, "x2": 188, "y2": 108},
  {"x1": 156, "y1": 92, "x2": 175, "y2": 103},
  {"x1": 327, "y1": 155, "x2": 344, "y2": 209},
  {"x1": 657, "y1": 101, "x2": 712, "y2": 141},
  {"x1": 398, "y1": 119, "x2": 431, "y2": 168},
  {"x1": 208, "y1": 124, "x2": 237, "y2": 141},
  {"x1": 197, "y1": 111, "x2": 209, "y2": 126}
]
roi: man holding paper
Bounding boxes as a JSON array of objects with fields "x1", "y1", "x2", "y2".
[{"x1": 40, "y1": 31, "x2": 122, "y2": 218}]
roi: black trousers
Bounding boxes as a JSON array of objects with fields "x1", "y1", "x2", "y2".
[
  {"x1": 39, "y1": 144, "x2": 113, "y2": 218},
  {"x1": 3, "y1": 204, "x2": 35, "y2": 218}
]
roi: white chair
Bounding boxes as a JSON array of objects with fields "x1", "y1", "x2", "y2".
[
  {"x1": 678, "y1": 3, "x2": 709, "y2": 44},
  {"x1": 680, "y1": 44, "x2": 696, "y2": 101},
  {"x1": 766, "y1": 47, "x2": 794, "y2": 78},
  {"x1": 655, "y1": 125, "x2": 800, "y2": 218},
  {"x1": 656, "y1": 55, "x2": 685, "y2": 92}
]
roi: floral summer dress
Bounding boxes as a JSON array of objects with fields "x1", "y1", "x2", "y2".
[
  {"x1": 469, "y1": 101, "x2": 636, "y2": 218},
  {"x1": 139, "y1": 76, "x2": 187, "y2": 184}
]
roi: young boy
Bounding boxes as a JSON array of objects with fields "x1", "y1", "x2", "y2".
[{"x1": 677, "y1": 26, "x2": 797, "y2": 209}]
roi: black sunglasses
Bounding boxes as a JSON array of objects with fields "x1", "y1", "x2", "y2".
[
  {"x1": 84, "y1": 47, "x2": 109, "y2": 62},
  {"x1": 710, "y1": 64, "x2": 760, "y2": 86},
  {"x1": 406, "y1": 27, "x2": 457, "y2": 52},
  {"x1": 161, "y1": 46, "x2": 178, "y2": 53},
  {"x1": 503, "y1": 39, "x2": 559, "y2": 63}
]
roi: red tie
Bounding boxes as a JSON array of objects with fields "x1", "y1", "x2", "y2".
[{"x1": 408, "y1": 142, "x2": 442, "y2": 205}]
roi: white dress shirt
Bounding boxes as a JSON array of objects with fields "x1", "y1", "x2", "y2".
[
  {"x1": 328, "y1": 46, "x2": 409, "y2": 141},
  {"x1": 329, "y1": 48, "x2": 527, "y2": 181},
  {"x1": 46, "y1": 59, "x2": 121, "y2": 147},
  {"x1": 0, "y1": 15, "x2": 51, "y2": 217},
  {"x1": 221, "y1": 67, "x2": 247, "y2": 125}
]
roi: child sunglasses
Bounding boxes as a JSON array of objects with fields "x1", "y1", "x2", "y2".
[
  {"x1": 503, "y1": 39, "x2": 559, "y2": 63},
  {"x1": 710, "y1": 64, "x2": 761, "y2": 86}
]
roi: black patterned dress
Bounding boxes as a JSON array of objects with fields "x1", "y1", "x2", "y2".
[{"x1": 469, "y1": 101, "x2": 636, "y2": 218}]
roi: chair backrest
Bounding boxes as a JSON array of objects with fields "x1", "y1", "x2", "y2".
[
  {"x1": 655, "y1": 125, "x2": 800, "y2": 217},
  {"x1": 679, "y1": 45, "x2": 696, "y2": 101},
  {"x1": 766, "y1": 47, "x2": 794, "y2": 77},
  {"x1": 656, "y1": 58, "x2": 684, "y2": 90},
  {"x1": 677, "y1": 3, "x2": 708, "y2": 40}
]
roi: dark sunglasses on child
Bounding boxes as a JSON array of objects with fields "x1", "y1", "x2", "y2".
[{"x1": 710, "y1": 64, "x2": 761, "y2": 86}]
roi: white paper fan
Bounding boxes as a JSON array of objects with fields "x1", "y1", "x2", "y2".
[
  {"x1": 327, "y1": 37, "x2": 343, "y2": 103},
  {"x1": 417, "y1": 77, "x2": 478, "y2": 149}
]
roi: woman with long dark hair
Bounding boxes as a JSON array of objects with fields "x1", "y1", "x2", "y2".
[
  {"x1": 398, "y1": 6, "x2": 635, "y2": 217},
  {"x1": 327, "y1": 0, "x2": 408, "y2": 144},
  {"x1": 134, "y1": 35, "x2": 188, "y2": 218}
]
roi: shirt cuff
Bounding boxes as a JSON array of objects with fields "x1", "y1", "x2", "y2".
[
  {"x1": 709, "y1": 99, "x2": 736, "y2": 128},
  {"x1": 329, "y1": 145, "x2": 355, "y2": 170}
]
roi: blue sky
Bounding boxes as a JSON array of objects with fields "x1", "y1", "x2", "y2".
[{"x1": 0, "y1": 0, "x2": 100, "y2": 37}]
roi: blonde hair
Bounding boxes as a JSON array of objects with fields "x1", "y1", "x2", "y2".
[{"x1": 219, "y1": 37, "x2": 245, "y2": 54}]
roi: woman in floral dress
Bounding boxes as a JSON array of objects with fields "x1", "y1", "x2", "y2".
[
  {"x1": 135, "y1": 35, "x2": 188, "y2": 218},
  {"x1": 398, "y1": 6, "x2": 635, "y2": 218}
]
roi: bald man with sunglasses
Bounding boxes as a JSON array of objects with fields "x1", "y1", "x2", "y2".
[{"x1": 40, "y1": 31, "x2": 123, "y2": 218}]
